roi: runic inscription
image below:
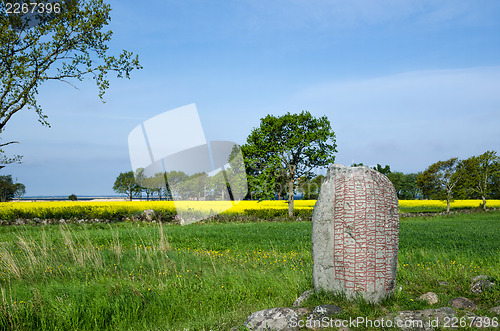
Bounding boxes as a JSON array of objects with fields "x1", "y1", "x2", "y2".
[{"x1": 312, "y1": 164, "x2": 399, "y2": 303}]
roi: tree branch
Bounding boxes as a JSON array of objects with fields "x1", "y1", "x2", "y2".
[{"x1": 0, "y1": 141, "x2": 19, "y2": 147}]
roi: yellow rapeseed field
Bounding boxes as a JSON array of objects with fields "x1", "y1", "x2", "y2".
[
  {"x1": 0, "y1": 199, "x2": 499, "y2": 220},
  {"x1": 399, "y1": 199, "x2": 500, "y2": 210}
]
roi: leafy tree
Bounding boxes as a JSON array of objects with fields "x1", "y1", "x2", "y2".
[
  {"x1": 491, "y1": 164, "x2": 500, "y2": 199},
  {"x1": 13, "y1": 182, "x2": 25, "y2": 200},
  {"x1": 0, "y1": 174, "x2": 15, "y2": 201},
  {"x1": 223, "y1": 146, "x2": 249, "y2": 201},
  {"x1": 372, "y1": 164, "x2": 391, "y2": 176},
  {"x1": 68, "y1": 194, "x2": 77, "y2": 201},
  {"x1": 207, "y1": 171, "x2": 229, "y2": 200},
  {"x1": 402, "y1": 173, "x2": 421, "y2": 199},
  {"x1": 164, "y1": 171, "x2": 188, "y2": 200},
  {"x1": 0, "y1": 0, "x2": 141, "y2": 166},
  {"x1": 387, "y1": 171, "x2": 404, "y2": 197},
  {"x1": 242, "y1": 110, "x2": 337, "y2": 217},
  {"x1": 142, "y1": 179, "x2": 155, "y2": 200},
  {"x1": 457, "y1": 151, "x2": 500, "y2": 210},
  {"x1": 134, "y1": 168, "x2": 156, "y2": 201},
  {"x1": 297, "y1": 174, "x2": 324, "y2": 200},
  {"x1": 416, "y1": 158, "x2": 464, "y2": 213},
  {"x1": 113, "y1": 171, "x2": 140, "y2": 201},
  {"x1": 182, "y1": 172, "x2": 208, "y2": 200},
  {"x1": 153, "y1": 172, "x2": 168, "y2": 200},
  {"x1": 387, "y1": 172, "x2": 420, "y2": 200}
]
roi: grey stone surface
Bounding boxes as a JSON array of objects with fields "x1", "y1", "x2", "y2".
[
  {"x1": 244, "y1": 308, "x2": 298, "y2": 331},
  {"x1": 470, "y1": 275, "x2": 495, "y2": 294},
  {"x1": 312, "y1": 164, "x2": 399, "y2": 303},
  {"x1": 438, "y1": 281, "x2": 449, "y2": 286},
  {"x1": 308, "y1": 304, "x2": 343, "y2": 319},
  {"x1": 418, "y1": 292, "x2": 439, "y2": 305},
  {"x1": 472, "y1": 275, "x2": 489, "y2": 283},
  {"x1": 291, "y1": 307, "x2": 311, "y2": 317},
  {"x1": 292, "y1": 289, "x2": 314, "y2": 307},
  {"x1": 143, "y1": 209, "x2": 155, "y2": 221},
  {"x1": 490, "y1": 306, "x2": 500, "y2": 315},
  {"x1": 448, "y1": 297, "x2": 477, "y2": 311},
  {"x1": 383, "y1": 307, "x2": 456, "y2": 331},
  {"x1": 304, "y1": 305, "x2": 344, "y2": 330}
]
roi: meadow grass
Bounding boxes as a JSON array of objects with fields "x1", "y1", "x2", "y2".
[{"x1": 0, "y1": 212, "x2": 498, "y2": 329}]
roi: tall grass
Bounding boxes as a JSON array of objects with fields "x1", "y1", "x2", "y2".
[{"x1": 0, "y1": 212, "x2": 497, "y2": 329}]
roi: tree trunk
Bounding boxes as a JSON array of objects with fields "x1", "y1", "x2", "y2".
[
  {"x1": 288, "y1": 179, "x2": 294, "y2": 218},
  {"x1": 446, "y1": 198, "x2": 450, "y2": 213},
  {"x1": 482, "y1": 195, "x2": 486, "y2": 210}
]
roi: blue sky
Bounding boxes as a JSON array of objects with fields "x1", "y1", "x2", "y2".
[{"x1": 4, "y1": 0, "x2": 500, "y2": 196}]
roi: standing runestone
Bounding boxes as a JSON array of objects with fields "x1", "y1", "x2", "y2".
[{"x1": 312, "y1": 164, "x2": 399, "y2": 303}]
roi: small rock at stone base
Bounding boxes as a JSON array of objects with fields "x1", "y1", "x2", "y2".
[
  {"x1": 143, "y1": 209, "x2": 155, "y2": 221},
  {"x1": 245, "y1": 307, "x2": 298, "y2": 331},
  {"x1": 472, "y1": 275, "x2": 489, "y2": 283},
  {"x1": 448, "y1": 297, "x2": 477, "y2": 311},
  {"x1": 438, "y1": 281, "x2": 449, "y2": 286},
  {"x1": 305, "y1": 305, "x2": 343, "y2": 329},
  {"x1": 418, "y1": 292, "x2": 439, "y2": 305},
  {"x1": 292, "y1": 289, "x2": 314, "y2": 307},
  {"x1": 490, "y1": 306, "x2": 500, "y2": 315},
  {"x1": 470, "y1": 275, "x2": 495, "y2": 294},
  {"x1": 311, "y1": 305, "x2": 343, "y2": 317}
]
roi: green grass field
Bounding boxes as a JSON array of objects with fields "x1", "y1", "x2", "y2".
[{"x1": 0, "y1": 212, "x2": 498, "y2": 330}]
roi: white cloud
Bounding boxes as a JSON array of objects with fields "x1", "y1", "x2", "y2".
[{"x1": 287, "y1": 66, "x2": 500, "y2": 172}]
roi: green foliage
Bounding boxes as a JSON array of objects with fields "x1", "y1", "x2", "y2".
[
  {"x1": 416, "y1": 158, "x2": 465, "y2": 212},
  {"x1": 242, "y1": 110, "x2": 336, "y2": 217},
  {"x1": 350, "y1": 162, "x2": 364, "y2": 167},
  {"x1": 0, "y1": 174, "x2": 24, "y2": 201},
  {"x1": 0, "y1": 174, "x2": 15, "y2": 201},
  {"x1": 113, "y1": 171, "x2": 140, "y2": 201},
  {"x1": 0, "y1": 0, "x2": 142, "y2": 166},
  {"x1": 387, "y1": 172, "x2": 421, "y2": 199},
  {"x1": 68, "y1": 194, "x2": 77, "y2": 201},
  {"x1": 372, "y1": 163, "x2": 391, "y2": 176},
  {"x1": 456, "y1": 151, "x2": 500, "y2": 209},
  {"x1": 297, "y1": 174, "x2": 324, "y2": 200}
]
